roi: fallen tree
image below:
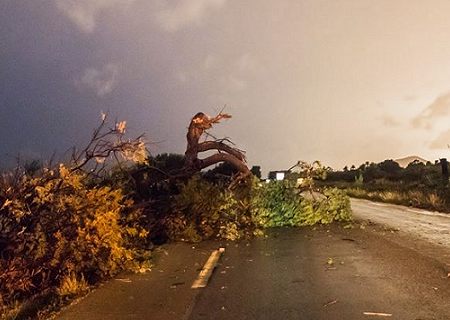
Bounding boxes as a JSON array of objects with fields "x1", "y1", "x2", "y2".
[
  {"x1": 183, "y1": 112, "x2": 252, "y2": 188},
  {"x1": 132, "y1": 111, "x2": 252, "y2": 189}
]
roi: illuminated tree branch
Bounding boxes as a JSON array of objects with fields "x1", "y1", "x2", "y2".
[{"x1": 184, "y1": 112, "x2": 252, "y2": 189}]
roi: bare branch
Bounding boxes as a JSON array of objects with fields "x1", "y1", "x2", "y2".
[
  {"x1": 198, "y1": 141, "x2": 246, "y2": 162},
  {"x1": 69, "y1": 115, "x2": 147, "y2": 175}
]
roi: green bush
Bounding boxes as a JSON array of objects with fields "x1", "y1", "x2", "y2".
[
  {"x1": 251, "y1": 180, "x2": 308, "y2": 227},
  {"x1": 167, "y1": 177, "x2": 353, "y2": 241},
  {"x1": 315, "y1": 187, "x2": 353, "y2": 223},
  {"x1": 251, "y1": 180, "x2": 352, "y2": 227}
]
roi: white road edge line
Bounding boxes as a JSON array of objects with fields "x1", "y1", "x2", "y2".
[{"x1": 191, "y1": 248, "x2": 225, "y2": 289}]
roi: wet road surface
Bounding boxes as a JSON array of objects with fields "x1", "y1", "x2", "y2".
[
  {"x1": 352, "y1": 198, "x2": 450, "y2": 248},
  {"x1": 54, "y1": 200, "x2": 450, "y2": 320}
]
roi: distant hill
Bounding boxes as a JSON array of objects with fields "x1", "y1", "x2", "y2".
[{"x1": 394, "y1": 156, "x2": 428, "y2": 168}]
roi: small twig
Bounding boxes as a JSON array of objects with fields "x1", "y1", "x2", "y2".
[{"x1": 324, "y1": 300, "x2": 339, "y2": 307}]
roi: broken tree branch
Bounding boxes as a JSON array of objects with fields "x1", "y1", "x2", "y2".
[{"x1": 184, "y1": 111, "x2": 252, "y2": 188}]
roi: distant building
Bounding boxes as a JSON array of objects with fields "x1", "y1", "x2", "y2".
[{"x1": 268, "y1": 170, "x2": 289, "y2": 180}]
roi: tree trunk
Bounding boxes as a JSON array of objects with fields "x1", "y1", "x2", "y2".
[{"x1": 184, "y1": 112, "x2": 252, "y2": 188}]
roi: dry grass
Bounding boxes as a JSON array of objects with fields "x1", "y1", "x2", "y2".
[
  {"x1": 378, "y1": 191, "x2": 405, "y2": 205},
  {"x1": 56, "y1": 273, "x2": 89, "y2": 299},
  {"x1": 345, "y1": 187, "x2": 449, "y2": 212},
  {"x1": 427, "y1": 191, "x2": 444, "y2": 208}
]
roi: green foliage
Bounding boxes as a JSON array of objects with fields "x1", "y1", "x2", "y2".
[
  {"x1": 168, "y1": 175, "x2": 225, "y2": 241},
  {"x1": 315, "y1": 187, "x2": 353, "y2": 223},
  {"x1": 0, "y1": 164, "x2": 150, "y2": 310},
  {"x1": 354, "y1": 173, "x2": 364, "y2": 188},
  {"x1": 378, "y1": 159, "x2": 401, "y2": 174},
  {"x1": 251, "y1": 180, "x2": 308, "y2": 227},
  {"x1": 167, "y1": 175, "x2": 256, "y2": 242},
  {"x1": 251, "y1": 180, "x2": 352, "y2": 227},
  {"x1": 324, "y1": 158, "x2": 450, "y2": 212},
  {"x1": 167, "y1": 175, "x2": 353, "y2": 242},
  {"x1": 327, "y1": 158, "x2": 441, "y2": 185}
]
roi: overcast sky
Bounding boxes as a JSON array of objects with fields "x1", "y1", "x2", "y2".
[{"x1": 2, "y1": 0, "x2": 450, "y2": 174}]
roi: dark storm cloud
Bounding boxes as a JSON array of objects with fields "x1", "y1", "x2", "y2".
[
  {"x1": 0, "y1": 0, "x2": 235, "y2": 166},
  {"x1": 4, "y1": 0, "x2": 450, "y2": 172},
  {"x1": 0, "y1": 0, "x2": 98, "y2": 163}
]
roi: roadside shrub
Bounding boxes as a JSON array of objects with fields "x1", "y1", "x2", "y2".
[
  {"x1": 0, "y1": 164, "x2": 150, "y2": 309},
  {"x1": 345, "y1": 186, "x2": 450, "y2": 212},
  {"x1": 345, "y1": 187, "x2": 370, "y2": 199},
  {"x1": 323, "y1": 158, "x2": 450, "y2": 212}
]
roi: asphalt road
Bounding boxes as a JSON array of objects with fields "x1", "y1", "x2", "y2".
[
  {"x1": 352, "y1": 198, "x2": 450, "y2": 250},
  {"x1": 53, "y1": 200, "x2": 450, "y2": 320}
]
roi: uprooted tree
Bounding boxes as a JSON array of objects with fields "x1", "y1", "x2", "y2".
[
  {"x1": 183, "y1": 112, "x2": 252, "y2": 188},
  {"x1": 129, "y1": 111, "x2": 252, "y2": 190}
]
